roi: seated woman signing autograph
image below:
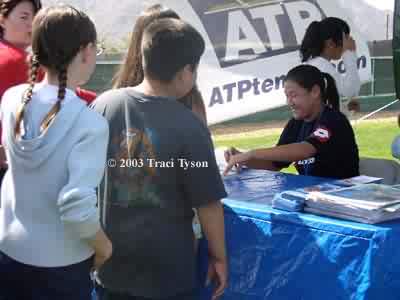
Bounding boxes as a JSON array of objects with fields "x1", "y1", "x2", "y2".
[{"x1": 224, "y1": 65, "x2": 359, "y2": 179}]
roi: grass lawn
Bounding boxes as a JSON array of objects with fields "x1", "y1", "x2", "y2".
[{"x1": 212, "y1": 117, "x2": 399, "y2": 173}]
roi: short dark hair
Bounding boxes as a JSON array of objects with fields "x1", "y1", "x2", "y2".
[{"x1": 141, "y1": 18, "x2": 205, "y2": 82}]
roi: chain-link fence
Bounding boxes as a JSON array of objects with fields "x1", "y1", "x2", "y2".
[
  {"x1": 359, "y1": 57, "x2": 395, "y2": 98},
  {"x1": 86, "y1": 57, "x2": 396, "y2": 97}
]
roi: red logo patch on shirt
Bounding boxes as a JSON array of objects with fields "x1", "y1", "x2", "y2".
[{"x1": 311, "y1": 126, "x2": 331, "y2": 143}]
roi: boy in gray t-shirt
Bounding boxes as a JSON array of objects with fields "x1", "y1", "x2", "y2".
[{"x1": 92, "y1": 18, "x2": 228, "y2": 300}]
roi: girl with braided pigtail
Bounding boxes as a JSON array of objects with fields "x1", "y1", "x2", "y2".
[
  {"x1": 38, "y1": 65, "x2": 67, "y2": 133},
  {"x1": 13, "y1": 54, "x2": 39, "y2": 137},
  {"x1": 0, "y1": 5, "x2": 112, "y2": 300},
  {"x1": 0, "y1": 0, "x2": 95, "y2": 184}
]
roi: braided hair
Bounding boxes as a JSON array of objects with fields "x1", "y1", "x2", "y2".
[
  {"x1": 14, "y1": 5, "x2": 96, "y2": 137},
  {"x1": 39, "y1": 65, "x2": 67, "y2": 132},
  {"x1": 14, "y1": 55, "x2": 40, "y2": 137}
]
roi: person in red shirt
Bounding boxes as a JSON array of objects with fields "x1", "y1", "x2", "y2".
[
  {"x1": 0, "y1": 1, "x2": 97, "y2": 103},
  {"x1": 0, "y1": 0, "x2": 41, "y2": 99},
  {"x1": 0, "y1": 4, "x2": 97, "y2": 117},
  {"x1": 0, "y1": 0, "x2": 42, "y2": 178},
  {"x1": 0, "y1": 39, "x2": 97, "y2": 104},
  {"x1": 76, "y1": 86, "x2": 97, "y2": 104}
]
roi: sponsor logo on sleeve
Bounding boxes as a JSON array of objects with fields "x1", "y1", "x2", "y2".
[{"x1": 311, "y1": 126, "x2": 331, "y2": 142}]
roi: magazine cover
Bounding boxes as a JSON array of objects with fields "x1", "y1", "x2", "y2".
[
  {"x1": 332, "y1": 175, "x2": 383, "y2": 186},
  {"x1": 296, "y1": 183, "x2": 344, "y2": 193},
  {"x1": 307, "y1": 184, "x2": 400, "y2": 209}
]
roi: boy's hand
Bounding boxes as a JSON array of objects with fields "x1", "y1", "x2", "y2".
[
  {"x1": 198, "y1": 202, "x2": 227, "y2": 299},
  {"x1": 206, "y1": 257, "x2": 228, "y2": 300}
]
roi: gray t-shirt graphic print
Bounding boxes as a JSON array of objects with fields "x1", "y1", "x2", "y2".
[{"x1": 108, "y1": 124, "x2": 161, "y2": 209}]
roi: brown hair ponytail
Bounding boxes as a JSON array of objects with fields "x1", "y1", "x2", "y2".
[
  {"x1": 178, "y1": 86, "x2": 207, "y2": 125},
  {"x1": 285, "y1": 65, "x2": 340, "y2": 111},
  {"x1": 321, "y1": 72, "x2": 340, "y2": 111},
  {"x1": 300, "y1": 17, "x2": 350, "y2": 62},
  {"x1": 112, "y1": 4, "x2": 179, "y2": 88}
]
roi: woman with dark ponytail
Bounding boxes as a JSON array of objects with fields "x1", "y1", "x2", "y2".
[
  {"x1": 224, "y1": 65, "x2": 359, "y2": 179},
  {"x1": 300, "y1": 17, "x2": 361, "y2": 109},
  {"x1": 0, "y1": 5, "x2": 112, "y2": 299}
]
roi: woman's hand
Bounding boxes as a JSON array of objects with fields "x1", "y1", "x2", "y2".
[
  {"x1": 224, "y1": 147, "x2": 241, "y2": 163},
  {"x1": 223, "y1": 151, "x2": 253, "y2": 176}
]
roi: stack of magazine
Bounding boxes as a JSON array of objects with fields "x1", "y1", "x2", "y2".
[
  {"x1": 272, "y1": 176, "x2": 382, "y2": 213},
  {"x1": 305, "y1": 184, "x2": 400, "y2": 224}
]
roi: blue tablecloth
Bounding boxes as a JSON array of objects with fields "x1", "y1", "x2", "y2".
[{"x1": 199, "y1": 169, "x2": 400, "y2": 300}]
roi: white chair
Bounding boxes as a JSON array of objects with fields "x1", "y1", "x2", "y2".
[{"x1": 359, "y1": 157, "x2": 400, "y2": 185}]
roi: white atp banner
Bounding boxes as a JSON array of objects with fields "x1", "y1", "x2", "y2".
[{"x1": 141, "y1": 0, "x2": 372, "y2": 125}]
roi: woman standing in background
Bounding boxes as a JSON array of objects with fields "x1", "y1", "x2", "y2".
[
  {"x1": 112, "y1": 4, "x2": 208, "y2": 125},
  {"x1": 300, "y1": 17, "x2": 361, "y2": 113}
]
